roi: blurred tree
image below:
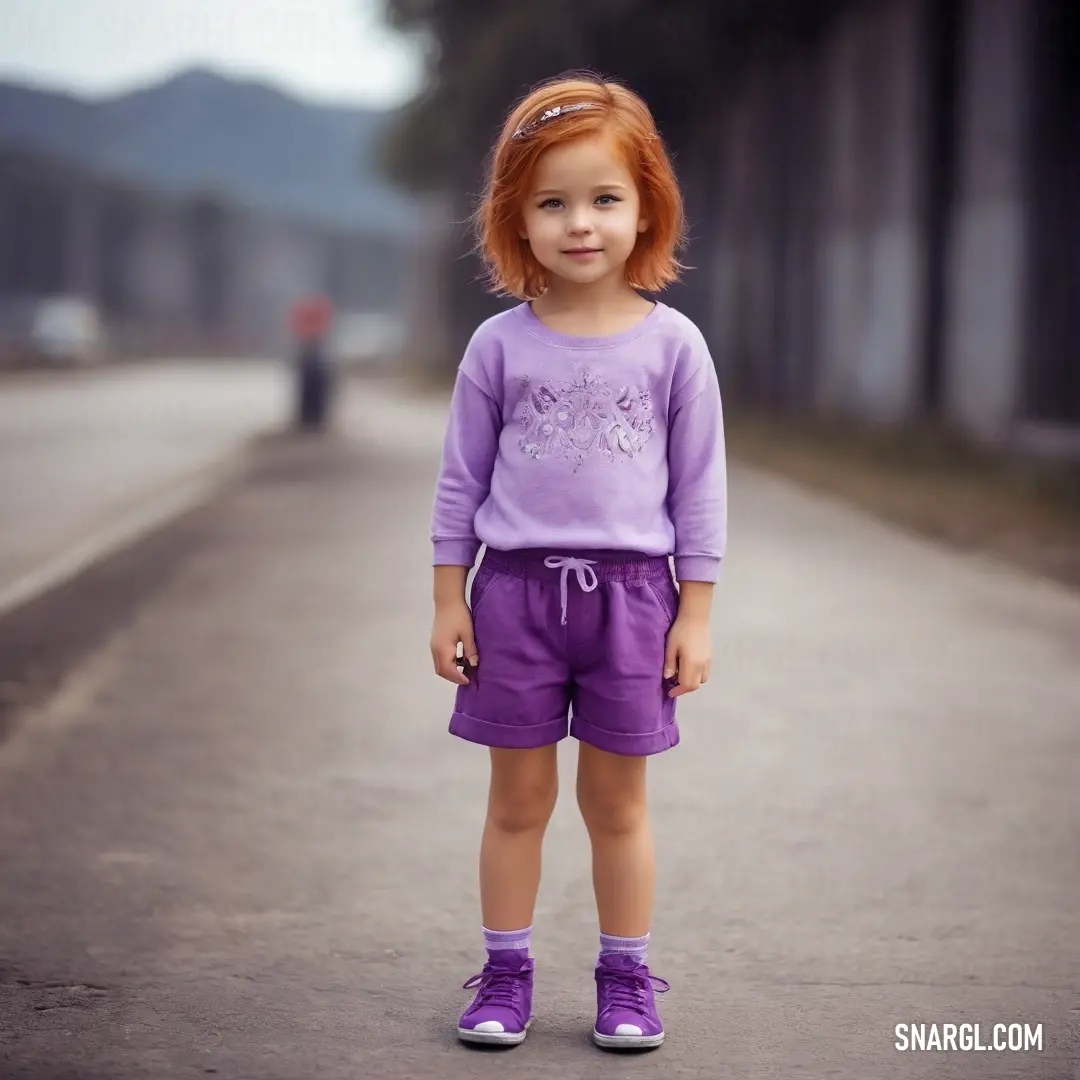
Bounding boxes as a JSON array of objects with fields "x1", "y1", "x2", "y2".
[{"x1": 376, "y1": 0, "x2": 846, "y2": 193}]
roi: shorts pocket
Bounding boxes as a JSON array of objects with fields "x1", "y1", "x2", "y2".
[
  {"x1": 468, "y1": 567, "x2": 499, "y2": 616},
  {"x1": 646, "y1": 577, "x2": 679, "y2": 624}
]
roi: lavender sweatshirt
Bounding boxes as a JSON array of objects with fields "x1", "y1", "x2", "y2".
[{"x1": 430, "y1": 301, "x2": 727, "y2": 582}]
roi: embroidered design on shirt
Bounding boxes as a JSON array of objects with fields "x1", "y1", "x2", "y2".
[{"x1": 513, "y1": 369, "x2": 654, "y2": 469}]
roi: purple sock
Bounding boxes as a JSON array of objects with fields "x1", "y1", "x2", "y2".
[
  {"x1": 483, "y1": 925, "x2": 531, "y2": 956},
  {"x1": 599, "y1": 931, "x2": 649, "y2": 964}
]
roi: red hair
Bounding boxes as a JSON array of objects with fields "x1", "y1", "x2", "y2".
[{"x1": 476, "y1": 73, "x2": 686, "y2": 299}]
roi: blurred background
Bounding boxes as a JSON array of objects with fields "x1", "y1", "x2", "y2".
[
  {"x1": 0, "y1": 0, "x2": 1075, "y2": 447},
  {"x1": 383, "y1": 0, "x2": 1079, "y2": 456},
  {"x1": 1, "y1": 6, "x2": 1078, "y2": 1074},
  {"x1": 0, "y1": 0, "x2": 421, "y2": 368},
  {"x1": 0, "y1": 0, "x2": 1077, "y2": 601}
]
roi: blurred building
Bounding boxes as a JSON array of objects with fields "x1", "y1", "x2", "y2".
[{"x1": 0, "y1": 147, "x2": 412, "y2": 361}]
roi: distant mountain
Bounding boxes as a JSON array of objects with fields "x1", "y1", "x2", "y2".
[{"x1": 0, "y1": 68, "x2": 416, "y2": 237}]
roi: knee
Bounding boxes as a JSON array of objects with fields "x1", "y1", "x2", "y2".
[
  {"x1": 488, "y1": 781, "x2": 557, "y2": 834},
  {"x1": 577, "y1": 784, "x2": 646, "y2": 836}
]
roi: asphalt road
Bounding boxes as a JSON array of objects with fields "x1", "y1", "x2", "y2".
[
  {"x1": 0, "y1": 360, "x2": 288, "y2": 612},
  {"x1": 0, "y1": 378, "x2": 1077, "y2": 1079}
]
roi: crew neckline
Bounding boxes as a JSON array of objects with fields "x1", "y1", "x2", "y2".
[{"x1": 518, "y1": 300, "x2": 665, "y2": 349}]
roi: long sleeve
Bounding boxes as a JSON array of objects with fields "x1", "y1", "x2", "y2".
[
  {"x1": 667, "y1": 347, "x2": 728, "y2": 583},
  {"x1": 430, "y1": 369, "x2": 502, "y2": 566}
]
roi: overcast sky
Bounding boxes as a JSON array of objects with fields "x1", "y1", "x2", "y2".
[{"x1": 0, "y1": 0, "x2": 425, "y2": 109}]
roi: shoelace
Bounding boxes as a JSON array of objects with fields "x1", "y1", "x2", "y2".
[
  {"x1": 461, "y1": 965, "x2": 531, "y2": 1010},
  {"x1": 599, "y1": 968, "x2": 671, "y2": 1012}
]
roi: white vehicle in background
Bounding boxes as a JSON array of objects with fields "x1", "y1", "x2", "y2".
[
  {"x1": 30, "y1": 296, "x2": 104, "y2": 367},
  {"x1": 329, "y1": 311, "x2": 404, "y2": 375}
]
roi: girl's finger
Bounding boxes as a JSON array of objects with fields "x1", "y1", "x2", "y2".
[
  {"x1": 663, "y1": 643, "x2": 678, "y2": 680},
  {"x1": 436, "y1": 647, "x2": 468, "y2": 685},
  {"x1": 670, "y1": 662, "x2": 704, "y2": 696},
  {"x1": 461, "y1": 627, "x2": 479, "y2": 667}
]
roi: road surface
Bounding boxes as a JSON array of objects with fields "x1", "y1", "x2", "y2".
[
  {"x1": 0, "y1": 360, "x2": 288, "y2": 614},
  {"x1": 0, "y1": 379, "x2": 1077, "y2": 1078}
]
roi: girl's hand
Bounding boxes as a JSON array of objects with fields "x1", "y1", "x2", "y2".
[
  {"x1": 430, "y1": 600, "x2": 479, "y2": 686},
  {"x1": 663, "y1": 615, "x2": 712, "y2": 698}
]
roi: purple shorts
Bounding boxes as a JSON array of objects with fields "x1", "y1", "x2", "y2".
[{"x1": 450, "y1": 548, "x2": 680, "y2": 757}]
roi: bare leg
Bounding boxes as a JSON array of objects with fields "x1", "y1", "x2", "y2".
[
  {"x1": 576, "y1": 743, "x2": 653, "y2": 936},
  {"x1": 479, "y1": 745, "x2": 559, "y2": 930}
]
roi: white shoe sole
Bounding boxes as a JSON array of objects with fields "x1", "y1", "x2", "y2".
[
  {"x1": 593, "y1": 1028, "x2": 665, "y2": 1049},
  {"x1": 458, "y1": 1019, "x2": 531, "y2": 1045}
]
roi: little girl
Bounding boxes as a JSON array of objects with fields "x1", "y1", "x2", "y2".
[{"x1": 429, "y1": 72, "x2": 727, "y2": 1051}]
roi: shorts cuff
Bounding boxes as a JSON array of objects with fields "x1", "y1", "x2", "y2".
[
  {"x1": 450, "y1": 710, "x2": 567, "y2": 749},
  {"x1": 569, "y1": 716, "x2": 680, "y2": 757}
]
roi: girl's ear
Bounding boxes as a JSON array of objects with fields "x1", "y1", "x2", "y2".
[{"x1": 637, "y1": 214, "x2": 649, "y2": 234}]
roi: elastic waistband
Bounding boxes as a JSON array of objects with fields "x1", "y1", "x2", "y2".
[{"x1": 480, "y1": 547, "x2": 671, "y2": 585}]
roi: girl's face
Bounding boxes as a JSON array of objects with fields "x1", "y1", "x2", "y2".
[{"x1": 519, "y1": 133, "x2": 648, "y2": 291}]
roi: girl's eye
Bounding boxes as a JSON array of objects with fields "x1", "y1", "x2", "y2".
[{"x1": 537, "y1": 196, "x2": 620, "y2": 209}]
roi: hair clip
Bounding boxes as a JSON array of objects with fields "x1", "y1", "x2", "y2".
[{"x1": 511, "y1": 102, "x2": 600, "y2": 140}]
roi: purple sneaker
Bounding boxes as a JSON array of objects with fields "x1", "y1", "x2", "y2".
[
  {"x1": 593, "y1": 954, "x2": 670, "y2": 1049},
  {"x1": 457, "y1": 950, "x2": 534, "y2": 1045}
]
